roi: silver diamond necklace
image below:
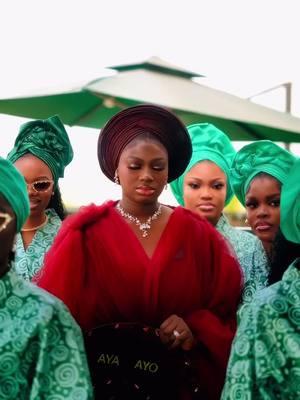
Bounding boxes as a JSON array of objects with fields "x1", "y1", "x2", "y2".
[{"x1": 116, "y1": 202, "x2": 162, "y2": 238}]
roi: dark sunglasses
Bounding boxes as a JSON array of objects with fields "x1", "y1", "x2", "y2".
[{"x1": 27, "y1": 180, "x2": 54, "y2": 193}]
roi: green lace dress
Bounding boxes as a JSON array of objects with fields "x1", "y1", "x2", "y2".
[
  {"x1": 217, "y1": 214, "x2": 269, "y2": 305},
  {"x1": 222, "y1": 260, "x2": 300, "y2": 399},
  {"x1": 13, "y1": 208, "x2": 61, "y2": 281},
  {"x1": 0, "y1": 269, "x2": 93, "y2": 400}
]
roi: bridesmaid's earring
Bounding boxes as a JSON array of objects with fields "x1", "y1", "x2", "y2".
[{"x1": 12, "y1": 236, "x2": 17, "y2": 252}]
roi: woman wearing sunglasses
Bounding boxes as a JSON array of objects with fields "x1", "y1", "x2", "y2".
[
  {"x1": 0, "y1": 157, "x2": 92, "y2": 399},
  {"x1": 7, "y1": 115, "x2": 73, "y2": 281},
  {"x1": 36, "y1": 105, "x2": 243, "y2": 400}
]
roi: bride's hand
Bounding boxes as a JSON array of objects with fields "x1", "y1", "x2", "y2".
[{"x1": 159, "y1": 314, "x2": 196, "y2": 350}]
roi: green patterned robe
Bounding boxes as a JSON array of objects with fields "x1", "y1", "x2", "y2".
[
  {"x1": 13, "y1": 208, "x2": 61, "y2": 281},
  {"x1": 222, "y1": 260, "x2": 300, "y2": 399},
  {"x1": 0, "y1": 269, "x2": 93, "y2": 400},
  {"x1": 217, "y1": 214, "x2": 269, "y2": 304}
]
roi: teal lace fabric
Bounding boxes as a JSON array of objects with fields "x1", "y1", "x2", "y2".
[
  {"x1": 13, "y1": 208, "x2": 61, "y2": 281},
  {"x1": 0, "y1": 269, "x2": 93, "y2": 399},
  {"x1": 222, "y1": 261, "x2": 300, "y2": 399},
  {"x1": 217, "y1": 214, "x2": 269, "y2": 305}
]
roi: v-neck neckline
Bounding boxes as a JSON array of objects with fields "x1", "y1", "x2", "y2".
[{"x1": 112, "y1": 202, "x2": 176, "y2": 261}]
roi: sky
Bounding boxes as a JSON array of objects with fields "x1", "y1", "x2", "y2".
[{"x1": 1, "y1": 0, "x2": 300, "y2": 208}]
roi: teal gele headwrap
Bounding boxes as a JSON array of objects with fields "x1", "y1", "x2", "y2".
[
  {"x1": 231, "y1": 140, "x2": 297, "y2": 206},
  {"x1": 170, "y1": 123, "x2": 236, "y2": 206},
  {"x1": 280, "y1": 158, "x2": 300, "y2": 244},
  {"x1": 8, "y1": 115, "x2": 73, "y2": 184}
]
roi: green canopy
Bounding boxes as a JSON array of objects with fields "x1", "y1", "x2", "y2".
[{"x1": 1, "y1": 57, "x2": 300, "y2": 142}]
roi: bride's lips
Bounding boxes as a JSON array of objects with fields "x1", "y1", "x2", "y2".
[{"x1": 136, "y1": 186, "x2": 156, "y2": 196}]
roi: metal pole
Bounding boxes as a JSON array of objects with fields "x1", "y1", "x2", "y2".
[
  {"x1": 284, "y1": 82, "x2": 292, "y2": 151},
  {"x1": 247, "y1": 82, "x2": 292, "y2": 151}
]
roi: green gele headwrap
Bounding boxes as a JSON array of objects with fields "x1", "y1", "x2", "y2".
[
  {"x1": 231, "y1": 140, "x2": 297, "y2": 206},
  {"x1": 7, "y1": 115, "x2": 73, "y2": 184},
  {"x1": 280, "y1": 158, "x2": 300, "y2": 244},
  {"x1": 0, "y1": 157, "x2": 29, "y2": 232},
  {"x1": 170, "y1": 123, "x2": 236, "y2": 206}
]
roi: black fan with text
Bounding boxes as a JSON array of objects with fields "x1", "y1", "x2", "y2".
[{"x1": 84, "y1": 322, "x2": 202, "y2": 399}]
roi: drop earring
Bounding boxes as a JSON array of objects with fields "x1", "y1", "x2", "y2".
[
  {"x1": 12, "y1": 236, "x2": 17, "y2": 253},
  {"x1": 114, "y1": 170, "x2": 120, "y2": 185}
]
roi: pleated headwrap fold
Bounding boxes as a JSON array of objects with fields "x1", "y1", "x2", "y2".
[
  {"x1": 170, "y1": 123, "x2": 236, "y2": 206},
  {"x1": 280, "y1": 158, "x2": 300, "y2": 244},
  {"x1": 7, "y1": 115, "x2": 73, "y2": 184},
  {"x1": 231, "y1": 140, "x2": 297, "y2": 205},
  {"x1": 0, "y1": 157, "x2": 29, "y2": 232},
  {"x1": 98, "y1": 104, "x2": 192, "y2": 182}
]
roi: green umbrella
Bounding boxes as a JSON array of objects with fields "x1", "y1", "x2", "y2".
[{"x1": 1, "y1": 57, "x2": 300, "y2": 142}]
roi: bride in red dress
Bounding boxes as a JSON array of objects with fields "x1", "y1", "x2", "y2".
[{"x1": 36, "y1": 105, "x2": 242, "y2": 400}]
